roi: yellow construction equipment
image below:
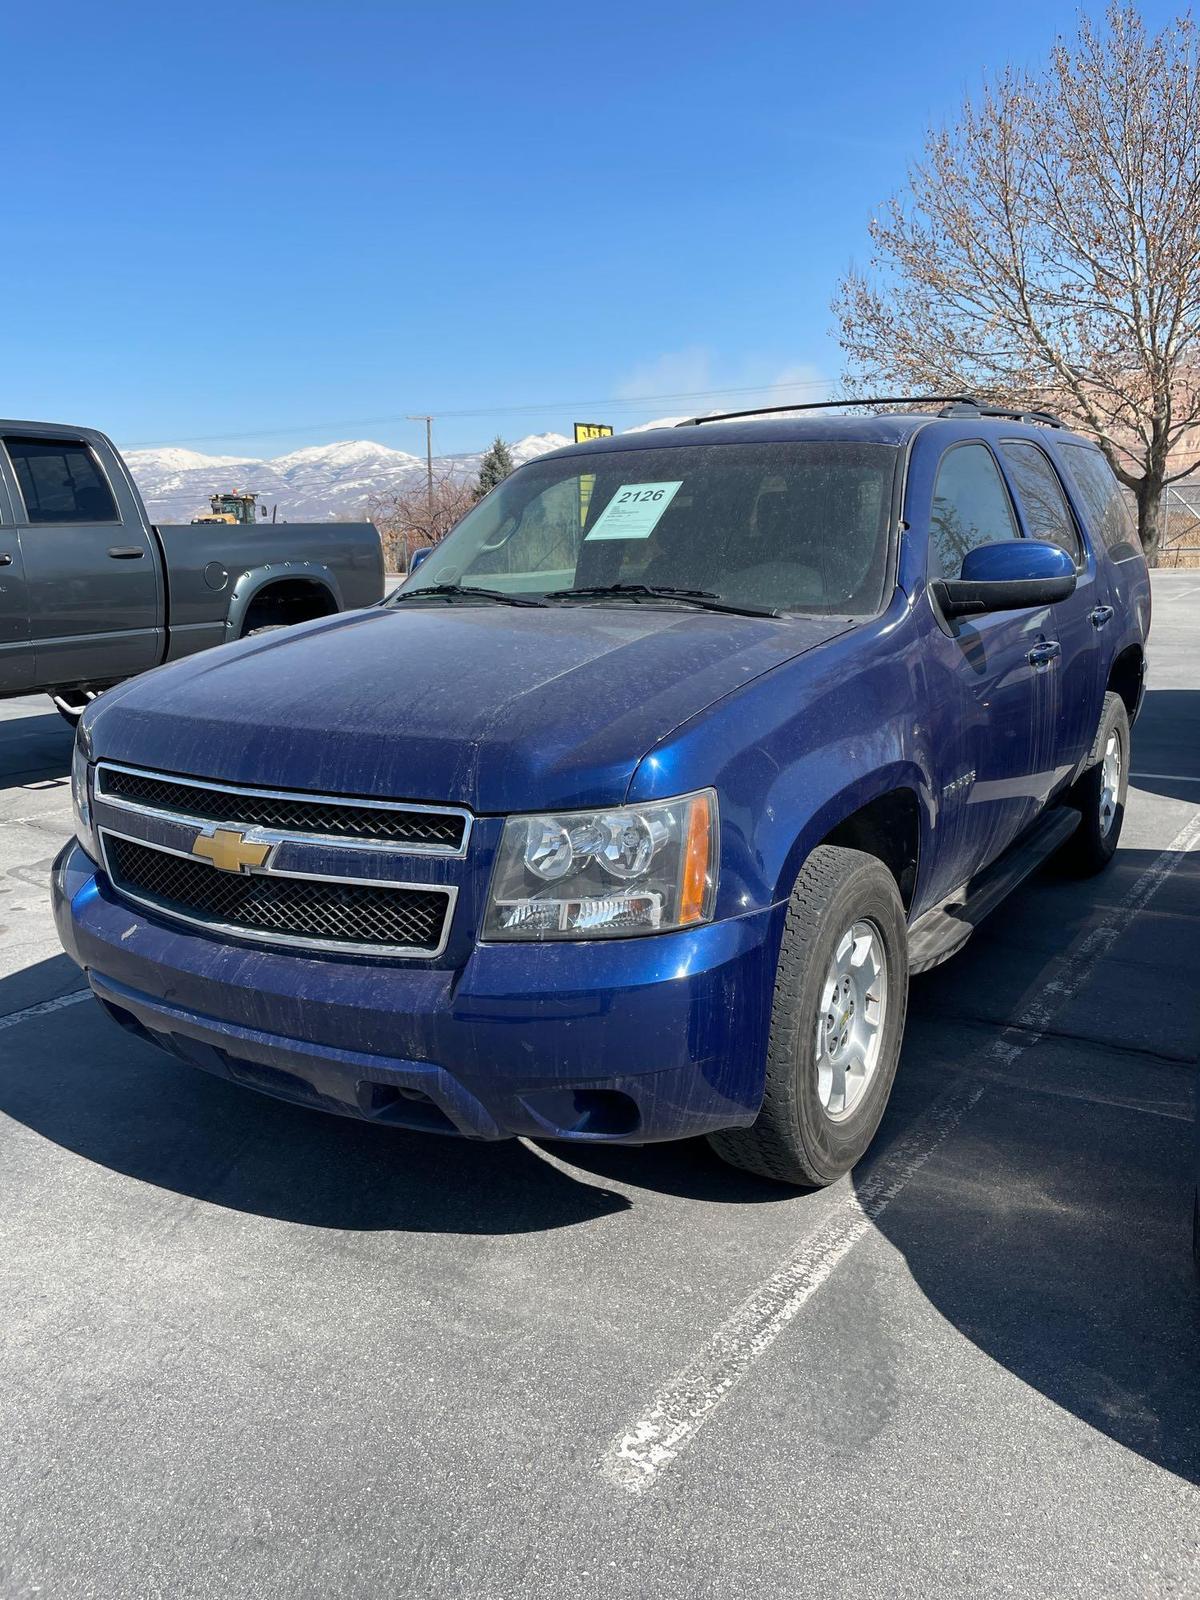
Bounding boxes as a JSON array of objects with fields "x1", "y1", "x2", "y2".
[{"x1": 192, "y1": 491, "x2": 265, "y2": 526}]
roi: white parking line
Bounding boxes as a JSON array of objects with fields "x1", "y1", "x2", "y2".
[
  {"x1": 602, "y1": 1082, "x2": 985, "y2": 1495},
  {"x1": 0, "y1": 989, "x2": 90, "y2": 1032},
  {"x1": 1130, "y1": 772, "x2": 1200, "y2": 783},
  {"x1": 971, "y1": 1071, "x2": 1193, "y2": 1123},
  {"x1": 600, "y1": 806, "x2": 1200, "y2": 1495},
  {"x1": 1160, "y1": 583, "x2": 1200, "y2": 600}
]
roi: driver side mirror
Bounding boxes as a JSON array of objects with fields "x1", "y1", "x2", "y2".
[
  {"x1": 933, "y1": 539, "x2": 1076, "y2": 619},
  {"x1": 408, "y1": 546, "x2": 433, "y2": 574}
]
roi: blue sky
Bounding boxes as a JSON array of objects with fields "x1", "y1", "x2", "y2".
[{"x1": 4, "y1": 0, "x2": 1178, "y2": 458}]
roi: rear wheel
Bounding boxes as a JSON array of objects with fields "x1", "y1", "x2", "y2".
[
  {"x1": 1061, "y1": 691, "x2": 1129, "y2": 875},
  {"x1": 237, "y1": 581, "x2": 339, "y2": 639},
  {"x1": 709, "y1": 845, "x2": 909, "y2": 1187}
]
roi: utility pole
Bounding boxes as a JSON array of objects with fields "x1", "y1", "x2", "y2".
[{"x1": 407, "y1": 414, "x2": 435, "y2": 528}]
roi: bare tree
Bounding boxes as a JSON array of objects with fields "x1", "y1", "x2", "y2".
[
  {"x1": 834, "y1": 5, "x2": 1200, "y2": 562},
  {"x1": 368, "y1": 468, "x2": 477, "y2": 571}
]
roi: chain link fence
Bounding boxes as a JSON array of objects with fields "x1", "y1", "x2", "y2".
[{"x1": 1161, "y1": 482, "x2": 1200, "y2": 567}]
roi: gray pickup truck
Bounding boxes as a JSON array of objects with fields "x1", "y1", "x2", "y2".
[{"x1": 0, "y1": 420, "x2": 383, "y2": 721}]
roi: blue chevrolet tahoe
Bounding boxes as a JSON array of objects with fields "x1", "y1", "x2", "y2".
[{"x1": 53, "y1": 398, "x2": 1151, "y2": 1186}]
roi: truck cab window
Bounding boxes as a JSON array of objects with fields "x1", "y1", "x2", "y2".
[
  {"x1": 929, "y1": 442, "x2": 1019, "y2": 578},
  {"x1": 999, "y1": 441, "x2": 1083, "y2": 564},
  {"x1": 4, "y1": 437, "x2": 119, "y2": 524}
]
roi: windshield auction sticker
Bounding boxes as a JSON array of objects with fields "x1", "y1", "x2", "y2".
[{"x1": 585, "y1": 481, "x2": 684, "y2": 540}]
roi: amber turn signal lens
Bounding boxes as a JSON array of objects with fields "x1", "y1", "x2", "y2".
[{"x1": 679, "y1": 791, "x2": 713, "y2": 926}]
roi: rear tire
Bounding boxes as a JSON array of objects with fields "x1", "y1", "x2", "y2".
[
  {"x1": 709, "y1": 845, "x2": 909, "y2": 1187},
  {"x1": 1061, "y1": 691, "x2": 1129, "y2": 876}
]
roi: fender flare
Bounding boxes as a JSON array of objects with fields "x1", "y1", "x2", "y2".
[{"x1": 223, "y1": 561, "x2": 345, "y2": 639}]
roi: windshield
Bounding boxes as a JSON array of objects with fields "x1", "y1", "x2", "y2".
[{"x1": 393, "y1": 440, "x2": 898, "y2": 616}]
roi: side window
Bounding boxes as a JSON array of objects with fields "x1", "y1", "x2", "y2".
[
  {"x1": 929, "y1": 443, "x2": 1019, "y2": 578},
  {"x1": 4, "y1": 436, "x2": 119, "y2": 525},
  {"x1": 999, "y1": 441, "x2": 1082, "y2": 564},
  {"x1": 1058, "y1": 443, "x2": 1141, "y2": 562}
]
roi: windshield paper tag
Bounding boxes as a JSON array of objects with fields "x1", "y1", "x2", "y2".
[{"x1": 585, "y1": 481, "x2": 683, "y2": 540}]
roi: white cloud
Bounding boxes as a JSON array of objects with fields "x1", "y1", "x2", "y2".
[
  {"x1": 611, "y1": 348, "x2": 831, "y2": 424},
  {"x1": 614, "y1": 347, "x2": 720, "y2": 401}
]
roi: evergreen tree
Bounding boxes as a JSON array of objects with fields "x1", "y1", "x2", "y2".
[{"x1": 475, "y1": 436, "x2": 515, "y2": 499}]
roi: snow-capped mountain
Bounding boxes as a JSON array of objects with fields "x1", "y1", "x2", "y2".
[{"x1": 124, "y1": 432, "x2": 572, "y2": 523}]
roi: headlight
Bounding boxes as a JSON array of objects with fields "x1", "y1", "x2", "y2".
[
  {"x1": 484, "y1": 790, "x2": 718, "y2": 940},
  {"x1": 71, "y1": 730, "x2": 98, "y2": 861}
]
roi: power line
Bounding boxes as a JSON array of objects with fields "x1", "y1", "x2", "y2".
[{"x1": 120, "y1": 376, "x2": 836, "y2": 451}]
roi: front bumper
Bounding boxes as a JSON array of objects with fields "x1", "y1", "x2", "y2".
[{"x1": 53, "y1": 842, "x2": 781, "y2": 1144}]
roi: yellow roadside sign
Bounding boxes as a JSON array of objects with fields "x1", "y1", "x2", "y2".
[{"x1": 575, "y1": 423, "x2": 613, "y2": 526}]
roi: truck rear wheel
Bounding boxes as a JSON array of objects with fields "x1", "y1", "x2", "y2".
[
  {"x1": 1060, "y1": 691, "x2": 1129, "y2": 876},
  {"x1": 709, "y1": 845, "x2": 909, "y2": 1187}
]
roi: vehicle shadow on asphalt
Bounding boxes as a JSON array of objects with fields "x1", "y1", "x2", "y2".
[
  {"x1": 0, "y1": 703, "x2": 72, "y2": 790},
  {"x1": 862, "y1": 1042, "x2": 1200, "y2": 1486},
  {"x1": 575, "y1": 840, "x2": 1200, "y2": 1488},
  {"x1": 0, "y1": 957, "x2": 630, "y2": 1236},
  {"x1": 1126, "y1": 687, "x2": 1200, "y2": 806},
  {"x1": 863, "y1": 844, "x2": 1200, "y2": 1490}
]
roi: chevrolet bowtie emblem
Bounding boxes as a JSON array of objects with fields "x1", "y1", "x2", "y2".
[{"x1": 191, "y1": 827, "x2": 272, "y2": 874}]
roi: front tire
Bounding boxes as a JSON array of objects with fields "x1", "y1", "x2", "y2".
[
  {"x1": 709, "y1": 845, "x2": 909, "y2": 1187},
  {"x1": 1061, "y1": 691, "x2": 1129, "y2": 875}
]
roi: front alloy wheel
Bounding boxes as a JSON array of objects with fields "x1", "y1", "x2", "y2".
[
  {"x1": 709, "y1": 844, "x2": 909, "y2": 1187},
  {"x1": 816, "y1": 921, "x2": 889, "y2": 1121}
]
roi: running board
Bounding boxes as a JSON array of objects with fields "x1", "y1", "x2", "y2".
[{"x1": 907, "y1": 807, "x2": 1082, "y2": 974}]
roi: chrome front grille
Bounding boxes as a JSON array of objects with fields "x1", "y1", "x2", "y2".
[
  {"x1": 95, "y1": 765, "x2": 469, "y2": 855},
  {"x1": 92, "y1": 761, "x2": 464, "y2": 958},
  {"x1": 103, "y1": 834, "x2": 452, "y2": 955}
]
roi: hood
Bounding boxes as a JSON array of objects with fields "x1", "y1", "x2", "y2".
[{"x1": 87, "y1": 604, "x2": 852, "y2": 812}]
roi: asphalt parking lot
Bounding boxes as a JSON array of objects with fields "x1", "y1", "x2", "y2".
[{"x1": 2, "y1": 571, "x2": 1199, "y2": 1600}]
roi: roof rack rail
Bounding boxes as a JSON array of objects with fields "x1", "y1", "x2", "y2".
[
  {"x1": 674, "y1": 394, "x2": 1065, "y2": 429},
  {"x1": 935, "y1": 399, "x2": 1064, "y2": 428}
]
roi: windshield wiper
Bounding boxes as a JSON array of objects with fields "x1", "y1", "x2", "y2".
[
  {"x1": 543, "y1": 583, "x2": 781, "y2": 618},
  {"x1": 389, "y1": 583, "x2": 546, "y2": 608}
]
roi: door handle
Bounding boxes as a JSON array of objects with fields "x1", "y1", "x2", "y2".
[
  {"x1": 107, "y1": 546, "x2": 146, "y2": 559},
  {"x1": 1028, "y1": 641, "x2": 1061, "y2": 669},
  {"x1": 0, "y1": 553, "x2": 12, "y2": 567},
  {"x1": 1089, "y1": 604, "x2": 1115, "y2": 628}
]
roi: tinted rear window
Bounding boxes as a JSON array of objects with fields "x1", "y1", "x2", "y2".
[
  {"x1": 5, "y1": 436, "x2": 119, "y2": 524},
  {"x1": 1057, "y1": 443, "x2": 1141, "y2": 562}
]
